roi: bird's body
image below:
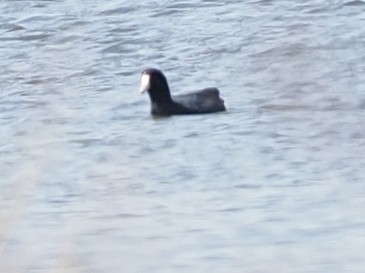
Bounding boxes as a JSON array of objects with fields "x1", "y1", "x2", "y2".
[
  {"x1": 140, "y1": 68, "x2": 226, "y2": 116},
  {"x1": 151, "y1": 88, "x2": 225, "y2": 115}
]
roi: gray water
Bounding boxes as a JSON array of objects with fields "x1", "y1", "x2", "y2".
[{"x1": 1, "y1": 0, "x2": 365, "y2": 272}]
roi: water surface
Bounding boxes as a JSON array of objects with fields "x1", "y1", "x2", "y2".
[{"x1": 1, "y1": 0, "x2": 365, "y2": 272}]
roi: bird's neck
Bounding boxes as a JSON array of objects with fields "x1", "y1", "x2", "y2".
[{"x1": 148, "y1": 80, "x2": 173, "y2": 104}]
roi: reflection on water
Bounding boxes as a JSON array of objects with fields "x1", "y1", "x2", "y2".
[{"x1": 1, "y1": 0, "x2": 365, "y2": 272}]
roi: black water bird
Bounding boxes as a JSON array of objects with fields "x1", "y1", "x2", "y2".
[{"x1": 140, "y1": 68, "x2": 226, "y2": 116}]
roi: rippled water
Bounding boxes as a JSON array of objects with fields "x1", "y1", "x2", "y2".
[{"x1": 1, "y1": 0, "x2": 365, "y2": 272}]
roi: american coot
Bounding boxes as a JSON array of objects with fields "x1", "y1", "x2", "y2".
[{"x1": 140, "y1": 68, "x2": 226, "y2": 116}]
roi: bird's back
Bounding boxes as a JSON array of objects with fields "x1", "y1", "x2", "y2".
[{"x1": 172, "y1": 88, "x2": 226, "y2": 114}]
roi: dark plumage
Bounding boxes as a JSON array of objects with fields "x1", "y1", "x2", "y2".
[{"x1": 140, "y1": 68, "x2": 226, "y2": 116}]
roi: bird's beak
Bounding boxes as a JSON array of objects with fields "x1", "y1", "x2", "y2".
[{"x1": 140, "y1": 74, "x2": 150, "y2": 93}]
